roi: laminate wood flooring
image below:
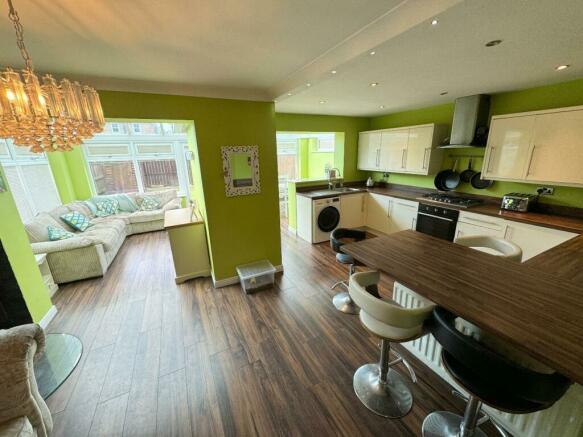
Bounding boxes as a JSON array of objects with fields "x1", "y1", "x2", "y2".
[{"x1": 46, "y1": 229, "x2": 493, "y2": 436}]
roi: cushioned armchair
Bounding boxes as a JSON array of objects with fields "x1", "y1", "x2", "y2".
[{"x1": 0, "y1": 324, "x2": 52, "y2": 437}]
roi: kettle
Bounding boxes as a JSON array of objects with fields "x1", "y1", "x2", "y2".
[{"x1": 366, "y1": 177, "x2": 374, "y2": 187}]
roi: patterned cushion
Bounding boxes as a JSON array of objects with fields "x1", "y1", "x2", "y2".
[
  {"x1": 47, "y1": 226, "x2": 75, "y2": 241},
  {"x1": 95, "y1": 199, "x2": 120, "y2": 217},
  {"x1": 138, "y1": 196, "x2": 161, "y2": 211},
  {"x1": 60, "y1": 211, "x2": 93, "y2": 232}
]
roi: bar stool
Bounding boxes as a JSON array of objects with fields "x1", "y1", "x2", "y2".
[
  {"x1": 348, "y1": 271, "x2": 435, "y2": 418},
  {"x1": 330, "y1": 228, "x2": 366, "y2": 314},
  {"x1": 422, "y1": 307, "x2": 572, "y2": 437},
  {"x1": 454, "y1": 235, "x2": 522, "y2": 262}
]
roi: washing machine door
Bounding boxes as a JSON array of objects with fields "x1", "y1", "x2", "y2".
[{"x1": 317, "y1": 206, "x2": 340, "y2": 232}]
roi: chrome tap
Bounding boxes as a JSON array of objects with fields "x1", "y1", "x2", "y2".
[{"x1": 328, "y1": 167, "x2": 342, "y2": 190}]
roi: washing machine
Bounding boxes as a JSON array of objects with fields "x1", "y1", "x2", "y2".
[{"x1": 295, "y1": 196, "x2": 340, "y2": 243}]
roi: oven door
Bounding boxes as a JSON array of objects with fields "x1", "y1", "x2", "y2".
[{"x1": 415, "y1": 211, "x2": 457, "y2": 241}]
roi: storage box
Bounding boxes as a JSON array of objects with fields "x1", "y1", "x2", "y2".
[{"x1": 236, "y1": 260, "x2": 276, "y2": 294}]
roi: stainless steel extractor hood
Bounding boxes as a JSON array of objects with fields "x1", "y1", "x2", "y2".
[{"x1": 440, "y1": 94, "x2": 491, "y2": 148}]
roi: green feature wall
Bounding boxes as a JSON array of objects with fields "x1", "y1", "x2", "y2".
[
  {"x1": 94, "y1": 91, "x2": 282, "y2": 281},
  {"x1": 0, "y1": 166, "x2": 53, "y2": 323},
  {"x1": 369, "y1": 78, "x2": 583, "y2": 208}
]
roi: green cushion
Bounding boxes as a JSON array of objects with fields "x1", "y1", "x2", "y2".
[
  {"x1": 95, "y1": 199, "x2": 120, "y2": 217},
  {"x1": 88, "y1": 194, "x2": 138, "y2": 213},
  {"x1": 47, "y1": 226, "x2": 75, "y2": 241},
  {"x1": 138, "y1": 196, "x2": 161, "y2": 211},
  {"x1": 60, "y1": 211, "x2": 93, "y2": 232}
]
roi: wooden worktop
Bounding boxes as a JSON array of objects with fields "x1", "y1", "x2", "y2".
[
  {"x1": 341, "y1": 230, "x2": 583, "y2": 385},
  {"x1": 164, "y1": 207, "x2": 204, "y2": 229}
]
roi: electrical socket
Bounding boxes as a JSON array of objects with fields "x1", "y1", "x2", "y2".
[{"x1": 536, "y1": 186, "x2": 554, "y2": 195}]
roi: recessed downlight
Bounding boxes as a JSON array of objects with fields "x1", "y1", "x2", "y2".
[
  {"x1": 306, "y1": 83, "x2": 312, "y2": 87},
  {"x1": 287, "y1": 92, "x2": 292, "y2": 96},
  {"x1": 440, "y1": 91, "x2": 448, "y2": 96},
  {"x1": 331, "y1": 70, "x2": 337, "y2": 74},
  {"x1": 369, "y1": 50, "x2": 376, "y2": 56},
  {"x1": 274, "y1": 99, "x2": 278, "y2": 103},
  {"x1": 431, "y1": 19, "x2": 439, "y2": 26},
  {"x1": 370, "y1": 82, "x2": 379, "y2": 87},
  {"x1": 485, "y1": 39, "x2": 503, "y2": 47},
  {"x1": 556, "y1": 64, "x2": 570, "y2": 71},
  {"x1": 379, "y1": 105, "x2": 385, "y2": 109},
  {"x1": 319, "y1": 100, "x2": 326, "y2": 104}
]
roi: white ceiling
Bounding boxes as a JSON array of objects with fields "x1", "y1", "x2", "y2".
[{"x1": 1, "y1": 0, "x2": 582, "y2": 116}]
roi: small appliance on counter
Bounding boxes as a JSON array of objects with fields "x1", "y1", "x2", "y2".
[
  {"x1": 500, "y1": 193, "x2": 538, "y2": 212},
  {"x1": 366, "y1": 177, "x2": 374, "y2": 187}
]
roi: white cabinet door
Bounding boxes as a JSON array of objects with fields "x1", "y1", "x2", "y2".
[
  {"x1": 389, "y1": 199, "x2": 418, "y2": 232},
  {"x1": 525, "y1": 110, "x2": 583, "y2": 185},
  {"x1": 340, "y1": 193, "x2": 365, "y2": 228},
  {"x1": 454, "y1": 221, "x2": 507, "y2": 256},
  {"x1": 405, "y1": 126, "x2": 433, "y2": 173},
  {"x1": 483, "y1": 116, "x2": 535, "y2": 180},
  {"x1": 358, "y1": 131, "x2": 382, "y2": 170},
  {"x1": 504, "y1": 221, "x2": 577, "y2": 261},
  {"x1": 365, "y1": 193, "x2": 391, "y2": 234},
  {"x1": 380, "y1": 129, "x2": 409, "y2": 171}
]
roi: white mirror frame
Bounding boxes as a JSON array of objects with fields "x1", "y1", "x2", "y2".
[{"x1": 221, "y1": 145, "x2": 261, "y2": 197}]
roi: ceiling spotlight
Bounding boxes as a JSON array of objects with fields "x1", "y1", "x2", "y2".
[
  {"x1": 319, "y1": 100, "x2": 326, "y2": 104},
  {"x1": 287, "y1": 92, "x2": 292, "y2": 96},
  {"x1": 331, "y1": 70, "x2": 337, "y2": 74},
  {"x1": 485, "y1": 39, "x2": 503, "y2": 47},
  {"x1": 306, "y1": 83, "x2": 312, "y2": 87},
  {"x1": 370, "y1": 82, "x2": 379, "y2": 87},
  {"x1": 555, "y1": 64, "x2": 570, "y2": 71},
  {"x1": 431, "y1": 19, "x2": 439, "y2": 26},
  {"x1": 369, "y1": 50, "x2": 376, "y2": 56},
  {"x1": 379, "y1": 105, "x2": 385, "y2": 109},
  {"x1": 440, "y1": 91, "x2": 448, "y2": 96},
  {"x1": 274, "y1": 99, "x2": 278, "y2": 103}
]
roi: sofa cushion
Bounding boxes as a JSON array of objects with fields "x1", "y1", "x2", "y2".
[
  {"x1": 144, "y1": 189, "x2": 176, "y2": 207},
  {"x1": 60, "y1": 212, "x2": 93, "y2": 232},
  {"x1": 68, "y1": 201, "x2": 94, "y2": 218},
  {"x1": 137, "y1": 196, "x2": 160, "y2": 211},
  {"x1": 82, "y1": 227, "x2": 123, "y2": 252},
  {"x1": 47, "y1": 205, "x2": 74, "y2": 229},
  {"x1": 128, "y1": 209, "x2": 165, "y2": 224},
  {"x1": 0, "y1": 416, "x2": 35, "y2": 437},
  {"x1": 48, "y1": 226, "x2": 76, "y2": 241},
  {"x1": 89, "y1": 193, "x2": 138, "y2": 213},
  {"x1": 24, "y1": 213, "x2": 64, "y2": 243},
  {"x1": 89, "y1": 217, "x2": 127, "y2": 236},
  {"x1": 95, "y1": 199, "x2": 120, "y2": 217}
]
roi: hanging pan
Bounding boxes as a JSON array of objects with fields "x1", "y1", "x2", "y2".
[
  {"x1": 434, "y1": 159, "x2": 460, "y2": 191},
  {"x1": 470, "y1": 171, "x2": 494, "y2": 189},
  {"x1": 460, "y1": 158, "x2": 477, "y2": 183}
]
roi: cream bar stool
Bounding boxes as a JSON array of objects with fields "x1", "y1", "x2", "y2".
[
  {"x1": 454, "y1": 235, "x2": 522, "y2": 262},
  {"x1": 349, "y1": 271, "x2": 435, "y2": 418}
]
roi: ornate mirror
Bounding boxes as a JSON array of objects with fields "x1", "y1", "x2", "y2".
[{"x1": 221, "y1": 145, "x2": 261, "y2": 197}]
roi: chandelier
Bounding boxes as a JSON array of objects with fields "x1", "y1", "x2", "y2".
[{"x1": 0, "y1": 0, "x2": 105, "y2": 153}]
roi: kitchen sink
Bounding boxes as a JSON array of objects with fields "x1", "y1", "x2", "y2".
[{"x1": 332, "y1": 187, "x2": 363, "y2": 193}]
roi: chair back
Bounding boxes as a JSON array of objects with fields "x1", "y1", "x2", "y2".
[
  {"x1": 330, "y1": 228, "x2": 366, "y2": 253},
  {"x1": 349, "y1": 271, "x2": 434, "y2": 330},
  {"x1": 455, "y1": 235, "x2": 522, "y2": 261}
]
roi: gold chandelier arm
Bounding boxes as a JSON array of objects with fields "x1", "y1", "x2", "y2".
[{"x1": 7, "y1": 0, "x2": 34, "y2": 71}]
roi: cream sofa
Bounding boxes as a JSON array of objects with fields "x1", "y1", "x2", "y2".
[
  {"x1": 24, "y1": 190, "x2": 181, "y2": 284},
  {"x1": 0, "y1": 324, "x2": 52, "y2": 437}
]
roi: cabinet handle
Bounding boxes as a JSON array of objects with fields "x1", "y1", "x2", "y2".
[
  {"x1": 461, "y1": 217, "x2": 501, "y2": 227},
  {"x1": 526, "y1": 145, "x2": 537, "y2": 176},
  {"x1": 396, "y1": 202, "x2": 417, "y2": 208},
  {"x1": 486, "y1": 147, "x2": 496, "y2": 173},
  {"x1": 422, "y1": 148, "x2": 430, "y2": 169},
  {"x1": 401, "y1": 149, "x2": 406, "y2": 168},
  {"x1": 376, "y1": 149, "x2": 380, "y2": 167},
  {"x1": 387, "y1": 200, "x2": 392, "y2": 217}
]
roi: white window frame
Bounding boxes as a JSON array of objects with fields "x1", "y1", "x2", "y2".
[
  {"x1": 83, "y1": 122, "x2": 191, "y2": 197},
  {"x1": 0, "y1": 139, "x2": 62, "y2": 220}
]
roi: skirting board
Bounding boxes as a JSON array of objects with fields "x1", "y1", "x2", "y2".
[
  {"x1": 39, "y1": 305, "x2": 58, "y2": 329},
  {"x1": 175, "y1": 269, "x2": 211, "y2": 284},
  {"x1": 213, "y1": 264, "x2": 284, "y2": 289}
]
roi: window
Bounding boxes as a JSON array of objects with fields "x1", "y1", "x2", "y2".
[
  {"x1": 0, "y1": 139, "x2": 61, "y2": 223},
  {"x1": 83, "y1": 122, "x2": 192, "y2": 196}
]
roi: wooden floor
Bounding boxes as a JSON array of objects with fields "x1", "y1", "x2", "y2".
[{"x1": 47, "y1": 228, "x2": 488, "y2": 437}]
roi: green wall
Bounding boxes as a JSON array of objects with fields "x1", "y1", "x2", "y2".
[
  {"x1": 94, "y1": 91, "x2": 282, "y2": 281},
  {"x1": 0, "y1": 166, "x2": 53, "y2": 322},
  {"x1": 369, "y1": 78, "x2": 583, "y2": 208},
  {"x1": 275, "y1": 113, "x2": 369, "y2": 182}
]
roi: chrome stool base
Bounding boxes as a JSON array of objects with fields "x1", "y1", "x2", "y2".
[
  {"x1": 353, "y1": 365, "x2": 413, "y2": 418},
  {"x1": 422, "y1": 411, "x2": 487, "y2": 437},
  {"x1": 333, "y1": 291, "x2": 359, "y2": 314}
]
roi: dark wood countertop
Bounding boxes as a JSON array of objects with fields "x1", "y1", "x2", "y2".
[{"x1": 341, "y1": 230, "x2": 583, "y2": 385}]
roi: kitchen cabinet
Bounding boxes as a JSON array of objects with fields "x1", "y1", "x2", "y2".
[
  {"x1": 483, "y1": 116, "x2": 535, "y2": 180},
  {"x1": 340, "y1": 193, "x2": 366, "y2": 228},
  {"x1": 504, "y1": 221, "x2": 576, "y2": 261},
  {"x1": 389, "y1": 198, "x2": 419, "y2": 232},
  {"x1": 358, "y1": 131, "x2": 382, "y2": 170},
  {"x1": 365, "y1": 193, "x2": 391, "y2": 234},
  {"x1": 483, "y1": 105, "x2": 583, "y2": 187},
  {"x1": 357, "y1": 124, "x2": 446, "y2": 175}
]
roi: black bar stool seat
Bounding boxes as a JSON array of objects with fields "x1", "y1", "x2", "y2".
[{"x1": 329, "y1": 228, "x2": 366, "y2": 314}]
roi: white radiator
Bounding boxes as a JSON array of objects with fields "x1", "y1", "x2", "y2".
[{"x1": 393, "y1": 282, "x2": 583, "y2": 437}]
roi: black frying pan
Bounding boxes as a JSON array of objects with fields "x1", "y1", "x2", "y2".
[
  {"x1": 460, "y1": 159, "x2": 477, "y2": 183},
  {"x1": 470, "y1": 171, "x2": 494, "y2": 189},
  {"x1": 434, "y1": 159, "x2": 460, "y2": 191}
]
